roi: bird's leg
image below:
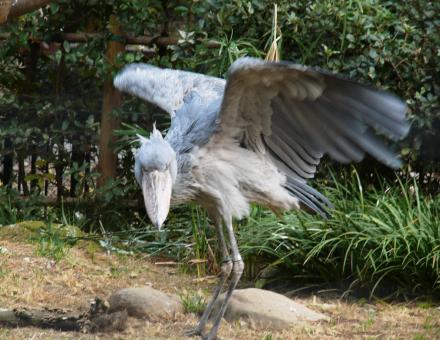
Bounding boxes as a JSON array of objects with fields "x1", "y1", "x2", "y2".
[
  {"x1": 184, "y1": 217, "x2": 232, "y2": 337},
  {"x1": 204, "y1": 218, "x2": 244, "y2": 340}
]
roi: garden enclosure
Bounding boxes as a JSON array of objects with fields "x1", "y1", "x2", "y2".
[{"x1": 0, "y1": 0, "x2": 439, "y2": 296}]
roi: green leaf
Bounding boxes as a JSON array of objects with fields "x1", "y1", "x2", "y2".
[
  {"x1": 346, "y1": 34, "x2": 355, "y2": 42},
  {"x1": 369, "y1": 49, "x2": 378, "y2": 59},
  {"x1": 63, "y1": 41, "x2": 70, "y2": 53},
  {"x1": 51, "y1": 3, "x2": 59, "y2": 14}
]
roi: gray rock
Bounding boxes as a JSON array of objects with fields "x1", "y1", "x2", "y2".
[
  {"x1": 108, "y1": 287, "x2": 182, "y2": 320},
  {"x1": 212, "y1": 288, "x2": 329, "y2": 330}
]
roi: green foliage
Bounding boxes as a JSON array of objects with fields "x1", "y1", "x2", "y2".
[
  {"x1": 190, "y1": 206, "x2": 210, "y2": 277},
  {"x1": 91, "y1": 204, "x2": 214, "y2": 277},
  {"x1": 238, "y1": 169, "x2": 440, "y2": 297},
  {"x1": 179, "y1": 289, "x2": 207, "y2": 315},
  {"x1": 32, "y1": 216, "x2": 80, "y2": 261},
  {"x1": 34, "y1": 226, "x2": 69, "y2": 261},
  {"x1": 185, "y1": 0, "x2": 439, "y2": 171},
  {"x1": 0, "y1": 187, "x2": 44, "y2": 225}
]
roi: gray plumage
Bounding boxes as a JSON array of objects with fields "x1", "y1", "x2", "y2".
[{"x1": 114, "y1": 57, "x2": 409, "y2": 340}]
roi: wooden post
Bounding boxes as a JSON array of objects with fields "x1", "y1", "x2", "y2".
[
  {"x1": 97, "y1": 15, "x2": 123, "y2": 188},
  {"x1": 54, "y1": 47, "x2": 65, "y2": 199},
  {"x1": 0, "y1": 0, "x2": 12, "y2": 24},
  {"x1": 17, "y1": 151, "x2": 29, "y2": 195},
  {"x1": 2, "y1": 137, "x2": 13, "y2": 187}
]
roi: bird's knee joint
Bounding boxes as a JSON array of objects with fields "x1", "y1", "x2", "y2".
[
  {"x1": 221, "y1": 260, "x2": 233, "y2": 276},
  {"x1": 232, "y1": 259, "x2": 244, "y2": 279}
]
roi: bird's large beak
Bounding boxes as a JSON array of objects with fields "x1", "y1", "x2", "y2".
[{"x1": 141, "y1": 170, "x2": 172, "y2": 230}]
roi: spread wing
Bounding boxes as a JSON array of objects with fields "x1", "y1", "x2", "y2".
[
  {"x1": 114, "y1": 63, "x2": 225, "y2": 117},
  {"x1": 215, "y1": 57, "x2": 409, "y2": 215}
]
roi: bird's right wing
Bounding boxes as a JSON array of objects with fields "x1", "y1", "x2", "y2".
[
  {"x1": 114, "y1": 63, "x2": 225, "y2": 117},
  {"x1": 215, "y1": 58, "x2": 409, "y2": 176},
  {"x1": 213, "y1": 57, "x2": 409, "y2": 216}
]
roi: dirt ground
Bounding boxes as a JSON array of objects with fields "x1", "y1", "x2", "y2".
[{"x1": 0, "y1": 225, "x2": 439, "y2": 340}]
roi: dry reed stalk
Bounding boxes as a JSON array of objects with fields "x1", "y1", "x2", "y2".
[{"x1": 265, "y1": 4, "x2": 281, "y2": 62}]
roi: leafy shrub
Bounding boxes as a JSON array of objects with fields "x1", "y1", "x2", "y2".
[
  {"x1": 238, "y1": 169, "x2": 440, "y2": 297},
  {"x1": 0, "y1": 187, "x2": 44, "y2": 225}
]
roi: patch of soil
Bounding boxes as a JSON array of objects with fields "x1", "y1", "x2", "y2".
[{"x1": 0, "y1": 232, "x2": 439, "y2": 339}]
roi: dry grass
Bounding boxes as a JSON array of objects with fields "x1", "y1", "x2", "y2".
[{"x1": 0, "y1": 225, "x2": 439, "y2": 340}]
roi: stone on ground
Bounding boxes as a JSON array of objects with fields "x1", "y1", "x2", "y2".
[
  {"x1": 212, "y1": 288, "x2": 329, "y2": 330},
  {"x1": 108, "y1": 287, "x2": 182, "y2": 320}
]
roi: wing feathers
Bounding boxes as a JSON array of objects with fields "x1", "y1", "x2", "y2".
[
  {"x1": 325, "y1": 91, "x2": 409, "y2": 139},
  {"x1": 116, "y1": 58, "x2": 409, "y2": 219},
  {"x1": 216, "y1": 57, "x2": 409, "y2": 215},
  {"x1": 285, "y1": 178, "x2": 333, "y2": 218},
  {"x1": 265, "y1": 135, "x2": 316, "y2": 179},
  {"x1": 218, "y1": 57, "x2": 408, "y2": 173},
  {"x1": 114, "y1": 63, "x2": 225, "y2": 116}
]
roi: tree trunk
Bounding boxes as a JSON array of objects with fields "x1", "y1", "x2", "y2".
[
  {"x1": 0, "y1": 0, "x2": 12, "y2": 24},
  {"x1": 97, "y1": 15, "x2": 123, "y2": 188}
]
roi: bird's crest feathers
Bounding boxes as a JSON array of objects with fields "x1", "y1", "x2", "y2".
[
  {"x1": 136, "y1": 123, "x2": 163, "y2": 145},
  {"x1": 151, "y1": 122, "x2": 163, "y2": 139}
]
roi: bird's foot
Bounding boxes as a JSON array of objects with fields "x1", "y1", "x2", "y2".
[
  {"x1": 184, "y1": 326, "x2": 204, "y2": 338},
  {"x1": 184, "y1": 327, "x2": 220, "y2": 340},
  {"x1": 201, "y1": 332, "x2": 219, "y2": 340}
]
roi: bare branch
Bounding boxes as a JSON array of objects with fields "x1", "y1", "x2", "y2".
[
  {"x1": 8, "y1": 0, "x2": 52, "y2": 19},
  {"x1": 0, "y1": 31, "x2": 220, "y2": 48}
]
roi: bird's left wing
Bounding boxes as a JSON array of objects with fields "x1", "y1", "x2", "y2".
[
  {"x1": 214, "y1": 57, "x2": 409, "y2": 183},
  {"x1": 114, "y1": 63, "x2": 225, "y2": 117}
]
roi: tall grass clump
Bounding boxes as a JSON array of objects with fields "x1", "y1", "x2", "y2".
[{"x1": 238, "y1": 169, "x2": 440, "y2": 298}]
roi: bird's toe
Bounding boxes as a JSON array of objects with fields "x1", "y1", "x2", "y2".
[
  {"x1": 183, "y1": 326, "x2": 204, "y2": 338},
  {"x1": 202, "y1": 333, "x2": 219, "y2": 340}
]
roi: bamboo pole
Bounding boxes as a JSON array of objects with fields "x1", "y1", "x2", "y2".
[{"x1": 265, "y1": 4, "x2": 281, "y2": 62}]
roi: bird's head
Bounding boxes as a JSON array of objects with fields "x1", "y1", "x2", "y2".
[{"x1": 134, "y1": 126, "x2": 177, "y2": 230}]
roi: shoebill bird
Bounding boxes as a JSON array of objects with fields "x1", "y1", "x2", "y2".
[{"x1": 114, "y1": 57, "x2": 409, "y2": 339}]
